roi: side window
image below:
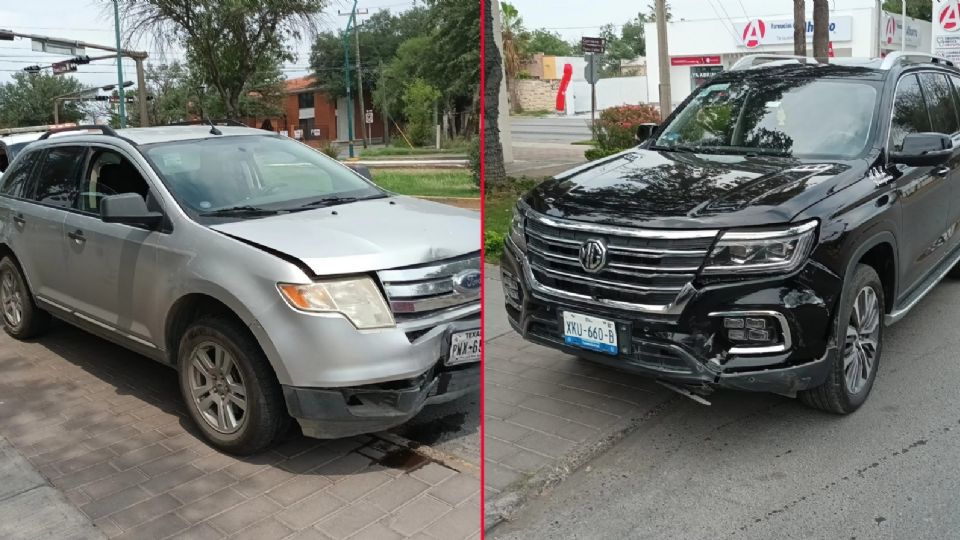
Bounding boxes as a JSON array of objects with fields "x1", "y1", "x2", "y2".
[
  {"x1": 0, "y1": 150, "x2": 41, "y2": 198},
  {"x1": 77, "y1": 149, "x2": 150, "y2": 214},
  {"x1": 890, "y1": 74, "x2": 931, "y2": 151},
  {"x1": 919, "y1": 72, "x2": 960, "y2": 135},
  {"x1": 30, "y1": 146, "x2": 85, "y2": 208}
]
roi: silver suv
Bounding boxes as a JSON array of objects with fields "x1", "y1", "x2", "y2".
[{"x1": 0, "y1": 124, "x2": 480, "y2": 454}]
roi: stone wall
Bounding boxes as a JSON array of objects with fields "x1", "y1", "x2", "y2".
[{"x1": 515, "y1": 79, "x2": 561, "y2": 113}]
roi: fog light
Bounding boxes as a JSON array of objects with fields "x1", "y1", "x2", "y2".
[
  {"x1": 745, "y1": 318, "x2": 766, "y2": 329},
  {"x1": 747, "y1": 329, "x2": 771, "y2": 341},
  {"x1": 724, "y1": 318, "x2": 744, "y2": 329},
  {"x1": 502, "y1": 269, "x2": 522, "y2": 309},
  {"x1": 728, "y1": 329, "x2": 746, "y2": 341}
]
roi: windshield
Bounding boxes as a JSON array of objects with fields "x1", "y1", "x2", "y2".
[
  {"x1": 654, "y1": 79, "x2": 879, "y2": 159},
  {"x1": 142, "y1": 135, "x2": 384, "y2": 216}
]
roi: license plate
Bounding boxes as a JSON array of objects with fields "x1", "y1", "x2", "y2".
[
  {"x1": 448, "y1": 329, "x2": 481, "y2": 365},
  {"x1": 562, "y1": 312, "x2": 618, "y2": 355}
]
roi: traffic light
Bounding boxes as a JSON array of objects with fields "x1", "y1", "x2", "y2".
[
  {"x1": 23, "y1": 65, "x2": 41, "y2": 74},
  {"x1": 71, "y1": 55, "x2": 91, "y2": 65},
  {"x1": 0, "y1": 29, "x2": 14, "y2": 41}
]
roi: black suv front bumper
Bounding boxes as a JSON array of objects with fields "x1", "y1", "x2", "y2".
[{"x1": 501, "y1": 242, "x2": 843, "y2": 395}]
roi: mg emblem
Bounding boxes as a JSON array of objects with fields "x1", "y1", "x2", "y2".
[{"x1": 578, "y1": 239, "x2": 607, "y2": 273}]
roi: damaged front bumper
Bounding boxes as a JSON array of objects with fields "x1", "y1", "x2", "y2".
[{"x1": 501, "y1": 241, "x2": 843, "y2": 395}]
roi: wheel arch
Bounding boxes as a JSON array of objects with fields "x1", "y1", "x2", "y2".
[{"x1": 844, "y1": 232, "x2": 897, "y2": 314}]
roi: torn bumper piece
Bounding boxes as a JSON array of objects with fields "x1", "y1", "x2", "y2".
[{"x1": 282, "y1": 362, "x2": 479, "y2": 439}]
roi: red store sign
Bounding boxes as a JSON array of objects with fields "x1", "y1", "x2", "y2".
[{"x1": 671, "y1": 55, "x2": 722, "y2": 66}]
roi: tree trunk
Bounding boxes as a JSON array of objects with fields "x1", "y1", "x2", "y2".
[
  {"x1": 793, "y1": 0, "x2": 806, "y2": 56},
  {"x1": 812, "y1": 0, "x2": 829, "y2": 63},
  {"x1": 484, "y1": 0, "x2": 508, "y2": 186}
]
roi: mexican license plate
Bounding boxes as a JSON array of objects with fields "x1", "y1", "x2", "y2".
[
  {"x1": 448, "y1": 329, "x2": 481, "y2": 365},
  {"x1": 562, "y1": 311, "x2": 618, "y2": 355}
]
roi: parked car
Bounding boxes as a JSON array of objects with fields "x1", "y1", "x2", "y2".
[
  {"x1": 502, "y1": 52, "x2": 960, "y2": 413},
  {"x1": 0, "y1": 124, "x2": 480, "y2": 454},
  {"x1": 0, "y1": 124, "x2": 79, "y2": 173}
]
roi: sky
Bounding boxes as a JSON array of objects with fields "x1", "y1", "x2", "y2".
[
  {"x1": 0, "y1": 0, "x2": 414, "y2": 88},
  {"x1": 506, "y1": 0, "x2": 881, "y2": 42}
]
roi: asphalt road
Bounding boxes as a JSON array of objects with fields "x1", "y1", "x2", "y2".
[
  {"x1": 509, "y1": 116, "x2": 593, "y2": 144},
  {"x1": 490, "y1": 275, "x2": 960, "y2": 539}
]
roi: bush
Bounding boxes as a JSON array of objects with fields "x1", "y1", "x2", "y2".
[
  {"x1": 402, "y1": 79, "x2": 441, "y2": 147},
  {"x1": 587, "y1": 103, "x2": 660, "y2": 160},
  {"x1": 467, "y1": 137, "x2": 480, "y2": 186},
  {"x1": 484, "y1": 229, "x2": 505, "y2": 260},
  {"x1": 318, "y1": 140, "x2": 339, "y2": 159}
]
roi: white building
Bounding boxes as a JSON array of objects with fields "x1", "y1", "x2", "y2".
[{"x1": 645, "y1": 1, "x2": 932, "y2": 108}]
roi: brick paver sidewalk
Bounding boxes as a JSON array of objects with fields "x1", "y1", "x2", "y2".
[
  {"x1": 483, "y1": 266, "x2": 674, "y2": 527},
  {"x1": 0, "y1": 322, "x2": 479, "y2": 540}
]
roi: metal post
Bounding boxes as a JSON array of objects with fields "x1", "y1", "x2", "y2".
[
  {"x1": 112, "y1": 0, "x2": 126, "y2": 128},
  {"x1": 135, "y1": 57, "x2": 148, "y2": 127},
  {"x1": 901, "y1": 0, "x2": 906, "y2": 51},
  {"x1": 53, "y1": 99, "x2": 59, "y2": 124},
  {"x1": 379, "y1": 59, "x2": 389, "y2": 145},
  {"x1": 355, "y1": 23, "x2": 368, "y2": 148},
  {"x1": 589, "y1": 53, "x2": 596, "y2": 139},
  {"x1": 341, "y1": 0, "x2": 358, "y2": 158},
  {"x1": 655, "y1": 0, "x2": 671, "y2": 118}
]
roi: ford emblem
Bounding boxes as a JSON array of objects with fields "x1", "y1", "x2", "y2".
[{"x1": 452, "y1": 269, "x2": 481, "y2": 294}]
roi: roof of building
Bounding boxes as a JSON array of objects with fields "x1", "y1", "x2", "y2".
[{"x1": 285, "y1": 76, "x2": 317, "y2": 94}]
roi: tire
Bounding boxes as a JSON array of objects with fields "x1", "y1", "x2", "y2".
[
  {"x1": 177, "y1": 314, "x2": 288, "y2": 455},
  {"x1": 0, "y1": 256, "x2": 49, "y2": 339},
  {"x1": 799, "y1": 264, "x2": 883, "y2": 414}
]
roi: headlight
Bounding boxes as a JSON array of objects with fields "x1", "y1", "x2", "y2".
[
  {"x1": 278, "y1": 276, "x2": 395, "y2": 329},
  {"x1": 509, "y1": 200, "x2": 527, "y2": 251},
  {"x1": 703, "y1": 220, "x2": 818, "y2": 275}
]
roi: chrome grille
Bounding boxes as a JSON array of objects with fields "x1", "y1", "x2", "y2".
[
  {"x1": 378, "y1": 252, "x2": 481, "y2": 332},
  {"x1": 523, "y1": 212, "x2": 717, "y2": 310}
]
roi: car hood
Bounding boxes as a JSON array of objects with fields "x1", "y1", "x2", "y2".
[
  {"x1": 210, "y1": 196, "x2": 479, "y2": 276},
  {"x1": 526, "y1": 148, "x2": 865, "y2": 229}
]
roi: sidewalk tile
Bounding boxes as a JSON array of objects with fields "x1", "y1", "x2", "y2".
[
  {"x1": 232, "y1": 517, "x2": 293, "y2": 540},
  {"x1": 385, "y1": 496, "x2": 451, "y2": 536},
  {"x1": 208, "y1": 495, "x2": 282, "y2": 535}
]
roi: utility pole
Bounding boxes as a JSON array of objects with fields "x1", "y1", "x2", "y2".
[
  {"x1": 655, "y1": 0, "x2": 671, "y2": 118},
  {"x1": 112, "y1": 0, "x2": 126, "y2": 127},
  {"x1": 353, "y1": 12, "x2": 369, "y2": 148},
  {"x1": 339, "y1": 2, "x2": 360, "y2": 158},
  {"x1": 901, "y1": 0, "x2": 906, "y2": 51},
  {"x1": 379, "y1": 59, "x2": 389, "y2": 145}
]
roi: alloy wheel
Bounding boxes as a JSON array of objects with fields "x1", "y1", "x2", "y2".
[
  {"x1": 1, "y1": 269, "x2": 23, "y2": 328},
  {"x1": 188, "y1": 341, "x2": 248, "y2": 434},
  {"x1": 843, "y1": 285, "x2": 880, "y2": 394}
]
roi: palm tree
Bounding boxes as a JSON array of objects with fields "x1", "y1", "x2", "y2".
[
  {"x1": 484, "y1": 0, "x2": 507, "y2": 186},
  {"x1": 500, "y1": 2, "x2": 526, "y2": 113},
  {"x1": 794, "y1": 0, "x2": 806, "y2": 56},
  {"x1": 812, "y1": 0, "x2": 829, "y2": 62}
]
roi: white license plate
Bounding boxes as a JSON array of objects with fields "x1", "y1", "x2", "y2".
[
  {"x1": 562, "y1": 312, "x2": 618, "y2": 355},
  {"x1": 448, "y1": 330, "x2": 481, "y2": 365}
]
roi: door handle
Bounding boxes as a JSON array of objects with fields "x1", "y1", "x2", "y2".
[
  {"x1": 934, "y1": 165, "x2": 951, "y2": 177},
  {"x1": 67, "y1": 229, "x2": 85, "y2": 245},
  {"x1": 11, "y1": 213, "x2": 24, "y2": 227}
]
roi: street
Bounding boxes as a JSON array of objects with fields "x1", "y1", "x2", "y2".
[
  {"x1": 484, "y1": 266, "x2": 960, "y2": 539},
  {"x1": 0, "y1": 320, "x2": 480, "y2": 540},
  {"x1": 509, "y1": 116, "x2": 593, "y2": 144}
]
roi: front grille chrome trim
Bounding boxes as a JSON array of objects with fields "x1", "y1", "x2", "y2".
[{"x1": 527, "y1": 212, "x2": 719, "y2": 240}]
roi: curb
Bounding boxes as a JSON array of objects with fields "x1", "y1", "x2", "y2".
[{"x1": 483, "y1": 394, "x2": 680, "y2": 532}]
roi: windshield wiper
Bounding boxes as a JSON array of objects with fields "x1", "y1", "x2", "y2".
[
  {"x1": 199, "y1": 204, "x2": 282, "y2": 217},
  {"x1": 294, "y1": 193, "x2": 387, "y2": 210},
  {"x1": 651, "y1": 144, "x2": 721, "y2": 154}
]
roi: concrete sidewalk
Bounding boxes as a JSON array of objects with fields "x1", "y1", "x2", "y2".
[
  {"x1": 483, "y1": 264, "x2": 675, "y2": 530},
  {"x1": 0, "y1": 434, "x2": 104, "y2": 539},
  {"x1": 505, "y1": 142, "x2": 587, "y2": 178}
]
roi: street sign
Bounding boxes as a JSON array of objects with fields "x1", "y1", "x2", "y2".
[
  {"x1": 31, "y1": 38, "x2": 84, "y2": 56},
  {"x1": 52, "y1": 61, "x2": 77, "y2": 75},
  {"x1": 584, "y1": 54, "x2": 601, "y2": 84},
  {"x1": 365, "y1": 110, "x2": 374, "y2": 124},
  {"x1": 581, "y1": 36, "x2": 605, "y2": 54}
]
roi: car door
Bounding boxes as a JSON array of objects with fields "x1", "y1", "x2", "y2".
[
  {"x1": 9, "y1": 145, "x2": 85, "y2": 307},
  {"x1": 918, "y1": 72, "x2": 960, "y2": 252},
  {"x1": 62, "y1": 145, "x2": 163, "y2": 346},
  {"x1": 890, "y1": 73, "x2": 954, "y2": 300}
]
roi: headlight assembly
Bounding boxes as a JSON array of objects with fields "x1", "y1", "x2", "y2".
[
  {"x1": 278, "y1": 276, "x2": 395, "y2": 329},
  {"x1": 509, "y1": 200, "x2": 527, "y2": 251},
  {"x1": 703, "y1": 220, "x2": 818, "y2": 275}
]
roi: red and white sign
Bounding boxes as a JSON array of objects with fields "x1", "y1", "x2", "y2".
[
  {"x1": 828, "y1": 41, "x2": 835, "y2": 58},
  {"x1": 742, "y1": 19, "x2": 766, "y2": 48},
  {"x1": 940, "y1": 0, "x2": 960, "y2": 31},
  {"x1": 885, "y1": 15, "x2": 897, "y2": 44},
  {"x1": 671, "y1": 55, "x2": 721, "y2": 66}
]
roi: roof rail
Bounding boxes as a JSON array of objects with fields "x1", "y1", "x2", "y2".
[
  {"x1": 38, "y1": 124, "x2": 118, "y2": 140},
  {"x1": 164, "y1": 119, "x2": 248, "y2": 127},
  {"x1": 730, "y1": 54, "x2": 820, "y2": 71},
  {"x1": 0, "y1": 123, "x2": 77, "y2": 137},
  {"x1": 879, "y1": 51, "x2": 955, "y2": 70}
]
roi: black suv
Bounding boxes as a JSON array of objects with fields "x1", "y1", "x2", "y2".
[{"x1": 501, "y1": 52, "x2": 960, "y2": 413}]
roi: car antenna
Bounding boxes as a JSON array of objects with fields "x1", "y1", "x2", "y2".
[{"x1": 205, "y1": 117, "x2": 222, "y2": 136}]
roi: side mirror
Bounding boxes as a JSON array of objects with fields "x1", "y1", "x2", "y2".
[
  {"x1": 635, "y1": 123, "x2": 658, "y2": 142},
  {"x1": 348, "y1": 164, "x2": 374, "y2": 181},
  {"x1": 100, "y1": 193, "x2": 163, "y2": 229},
  {"x1": 890, "y1": 132, "x2": 953, "y2": 167}
]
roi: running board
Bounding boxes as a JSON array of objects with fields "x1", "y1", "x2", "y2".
[
  {"x1": 885, "y1": 243, "x2": 960, "y2": 326},
  {"x1": 657, "y1": 381, "x2": 712, "y2": 406}
]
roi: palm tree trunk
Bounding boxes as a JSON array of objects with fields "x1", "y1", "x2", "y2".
[
  {"x1": 794, "y1": 0, "x2": 806, "y2": 56},
  {"x1": 484, "y1": 0, "x2": 507, "y2": 186},
  {"x1": 812, "y1": 0, "x2": 829, "y2": 62}
]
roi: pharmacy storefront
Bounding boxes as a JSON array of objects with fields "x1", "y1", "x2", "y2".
[{"x1": 645, "y1": 1, "x2": 932, "y2": 107}]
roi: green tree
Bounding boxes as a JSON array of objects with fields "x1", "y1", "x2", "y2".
[
  {"x1": 484, "y1": 0, "x2": 507, "y2": 186},
  {"x1": 117, "y1": 0, "x2": 324, "y2": 119},
  {"x1": 500, "y1": 1, "x2": 527, "y2": 112},
  {"x1": 526, "y1": 29, "x2": 572, "y2": 56},
  {"x1": 882, "y1": 0, "x2": 932, "y2": 21},
  {"x1": 402, "y1": 78, "x2": 440, "y2": 146},
  {"x1": 0, "y1": 73, "x2": 86, "y2": 127}
]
